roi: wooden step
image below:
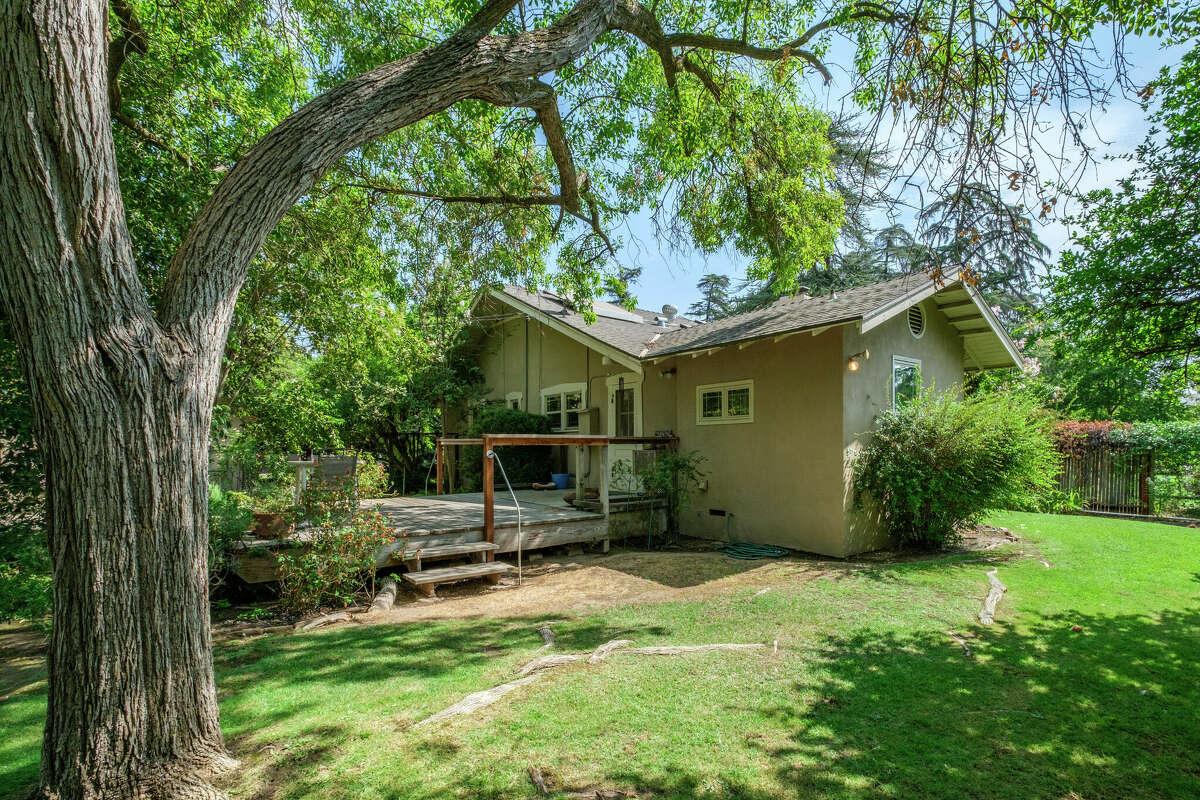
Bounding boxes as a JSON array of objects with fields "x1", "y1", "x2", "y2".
[
  {"x1": 401, "y1": 541, "x2": 498, "y2": 570},
  {"x1": 403, "y1": 561, "x2": 513, "y2": 597},
  {"x1": 404, "y1": 541, "x2": 498, "y2": 559}
]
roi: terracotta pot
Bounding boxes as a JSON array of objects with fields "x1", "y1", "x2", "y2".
[{"x1": 252, "y1": 512, "x2": 289, "y2": 539}]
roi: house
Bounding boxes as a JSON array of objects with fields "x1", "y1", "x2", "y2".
[{"x1": 458, "y1": 272, "x2": 1022, "y2": 557}]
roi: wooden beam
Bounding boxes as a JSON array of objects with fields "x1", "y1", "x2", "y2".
[
  {"x1": 438, "y1": 437, "x2": 485, "y2": 445},
  {"x1": 955, "y1": 325, "x2": 993, "y2": 334},
  {"x1": 482, "y1": 435, "x2": 495, "y2": 558},
  {"x1": 948, "y1": 314, "x2": 985, "y2": 325},
  {"x1": 934, "y1": 298, "x2": 975, "y2": 310},
  {"x1": 435, "y1": 442, "x2": 444, "y2": 495},
  {"x1": 774, "y1": 331, "x2": 799, "y2": 343}
]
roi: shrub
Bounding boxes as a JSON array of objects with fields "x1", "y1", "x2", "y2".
[
  {"x1": 853, "y1": 389, "x2": 1058, "y2": 548},
  {"x1": 355, "y1": 451, "x2": 391, "y2": 498},
  {"x1": 276, "y1": 509, "x2": 394, "y2": 612},
  {"x1": 459, "y1": 406, "x2": 554, "y2": 489},
  {"x1": 208, "y1": 484, "x2": 254, "y2": 588}
]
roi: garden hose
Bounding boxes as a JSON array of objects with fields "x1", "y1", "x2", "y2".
[{"x1": 718, "y1": 541, "x2": 789, "y2": 560}]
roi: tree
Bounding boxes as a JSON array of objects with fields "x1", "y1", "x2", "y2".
[
  {"x1": 0, "y1": 0, "x2": 1163, "y2": 796},
  {"x1": 689, "y1": 274, "x2": 733, "y2": 321},
  {"x1": 1050, "y1": 43, "x2": 1200, "y2": 381}
]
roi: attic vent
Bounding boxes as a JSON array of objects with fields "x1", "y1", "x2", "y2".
[{"x1": 907, "y1": 305, "x2": 926, "y2": 339}]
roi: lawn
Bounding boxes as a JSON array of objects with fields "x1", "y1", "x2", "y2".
[{"x1": 2, "y1": 512, "x2": 1198, "y2": 799}]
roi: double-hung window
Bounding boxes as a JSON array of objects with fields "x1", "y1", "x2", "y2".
[
  {"x1": 541, "y1": 383, "x2": 586, "y2": 431},
  {"x1": 696, "y1": 380, "x2": 754, "y2": 425}
]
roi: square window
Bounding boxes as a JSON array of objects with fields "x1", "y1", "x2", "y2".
[
  {"x1": 544, "y1": 395, "x2": 562, "y2": 413},
  {"x1": 701, "y1": 391, "x2": 723, "y2": 419},
  {"x1": 727, "y1": 387, "x2": 750, "y2": 417}
]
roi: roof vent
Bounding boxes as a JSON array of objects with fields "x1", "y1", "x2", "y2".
[
  {"x1": 662, "y1": 304, "x2": 678, "y2": 321},
  {"x1": 795, "y1": 285, "x2": 812, "y2": 299},
  {"x1": 908, "y1": 305, "x2": 926, "y2": 339},
  {"x1": 655, "y1": 316, "x2": 669, "y2": 327}
]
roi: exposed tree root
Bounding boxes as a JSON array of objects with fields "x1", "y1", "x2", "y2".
[
  {"x1": 978, "y1": 568, "x2": 1007, "y2": 625},
  {"x1": 295, "y1": 611, "x2": 352, "y2": 631},
  {"x1": 368, "y1": 578, "x2": 399, "y2": 613},
  {"x1": 947, "y1": 631, "x2": 974, "y2": 659},
  {"x1": 415, "y1": 638, "x2": 765, "y2": 728}
]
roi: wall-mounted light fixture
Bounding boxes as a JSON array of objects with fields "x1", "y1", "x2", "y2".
[
  {"x1": 659, "y1": 367, "x2": 677, "y2": 379},
  {"x1": 847, "y1": 349, "x2": 870, "y2": 372}
]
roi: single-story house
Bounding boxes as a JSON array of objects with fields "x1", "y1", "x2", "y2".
[{"x1": 457, "y1": 272, "x2": 1022, "y2": 556}]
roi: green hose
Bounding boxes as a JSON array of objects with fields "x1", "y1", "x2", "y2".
[{"x1": 718, "y1": 541, "x2": 789, "y2": 560}]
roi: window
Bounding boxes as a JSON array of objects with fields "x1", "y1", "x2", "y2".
[
  {"x1": 892, "y1": 356, "x2": 921, "y2": 408},
  {"x1": 541, "y1": 383, "x2": 586, "y2": 431},
  {"x1": 696, "y1": 380, "x2": 754, "y2": 425},
  {"x1": 505, "y1": 391, "x2": 523, "y2": 411}
]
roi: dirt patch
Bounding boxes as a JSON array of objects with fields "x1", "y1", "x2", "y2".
[{"x1": 351, "y1": 545, "x2": 857, "y2": 625}]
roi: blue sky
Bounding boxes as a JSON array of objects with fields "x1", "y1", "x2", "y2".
[{"x1": 617, "y1": 34, "x2": 1187, "y2": 315}]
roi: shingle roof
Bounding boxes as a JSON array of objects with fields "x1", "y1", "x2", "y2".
[
  {"x1": 493, "y1": 273, "x2": 938, "y2": 361},
  {"x1": 646, "y1": 273, "x2": 937, "y2": 357},
  {"x1": 495, "y1": 285, "x2": 695, "y2": 358}
]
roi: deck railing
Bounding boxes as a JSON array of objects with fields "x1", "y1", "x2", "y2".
[{"x1": 435, "y1": 434, "x2": 678, "y2": 557}]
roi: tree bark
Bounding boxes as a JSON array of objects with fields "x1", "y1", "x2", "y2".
[{"x1": 0, "y1": 1, "x2": 228, "y2": 797}]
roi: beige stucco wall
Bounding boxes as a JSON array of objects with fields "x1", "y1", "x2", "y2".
[
  {"x1": 667, "y1": 328, "x2": 848, "y2": 555},
  {"x1": 841, "y1": 298, "x2": 966, "y2": 553},
  {"x1": 472, "y1": 309, "x2": 676, "y2": 482},
  {"x1": 465, "y1": 295, "x2": 969, "y2": 557}
]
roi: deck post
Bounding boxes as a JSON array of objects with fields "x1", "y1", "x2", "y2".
[
  {"x1": 574, "y1": 446, "x2": 585, "y2": 495},
  {"x1": 599, "y1": 444, "x2": 610, "y2": 518},
  {"x1": 482, "y1": 435, "x2": 495, "y2": 560},
  {"x1": 435, "y1": 440, "x2": 444, "y2": 495}
]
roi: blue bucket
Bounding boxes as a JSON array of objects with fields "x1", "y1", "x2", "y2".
[{"x1": 550, "y1": 473, "x2": 570, "y2": 490}]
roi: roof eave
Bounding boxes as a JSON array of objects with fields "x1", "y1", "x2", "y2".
[{"x1": 645, "y1": 317, "x2": 858, "y2": 362}]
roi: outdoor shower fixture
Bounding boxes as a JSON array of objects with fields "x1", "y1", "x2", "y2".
[{"x1": 847, "y1": 349, "x2": 870, "y2": 371}]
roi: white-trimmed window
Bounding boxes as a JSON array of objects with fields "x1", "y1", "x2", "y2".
[
  {"x1": 541, "y1": 383, "x2": 586, "y2": 431},
  {"x1": 696, "y1": 380, "x2": 754, "y2": 425},
  {"x1": 505, "y1": 391, "x2": 523, "y2": 411},
  {"x1": 892, "y1": 356, "x2": 921, "y2": 408}
]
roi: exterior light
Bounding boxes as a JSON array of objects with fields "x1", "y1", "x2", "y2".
[{"x1": 847, "y1": 349, "x2": 870, "y2": 371}]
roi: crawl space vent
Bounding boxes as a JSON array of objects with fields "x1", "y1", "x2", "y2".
[{"x1": 907, "y1": 305, "x2": 926, "y2": 339}]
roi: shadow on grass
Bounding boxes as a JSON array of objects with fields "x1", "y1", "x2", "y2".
[{"x1": 604, "y1": 607, "x2": 1200, "y2": 799}]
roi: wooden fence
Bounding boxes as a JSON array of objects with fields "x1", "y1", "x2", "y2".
[{"x1": 1057, "y1": 444, "x2": 1151, "y2": 515}]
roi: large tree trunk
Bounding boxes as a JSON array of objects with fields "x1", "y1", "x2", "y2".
[{"x1": 0, "y1": 1, "x2": 229, "y2": 797}]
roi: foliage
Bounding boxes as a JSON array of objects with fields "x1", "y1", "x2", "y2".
[
  {"x1": 459, "y1": 407, "x2": 555, "y2": 490},
  {"x1": 1050, "y1": 42, "x2": 1200, "y2": 382},
  {"x1": 0, "y1": 321, "x2": 48, "y2": 623},
  {"x1": 276, "y1": 509, "x2": 394, "y2": 613},
  {"x1": 853, "y1": 390, "x2": 1058, "y2": 547},
  {"x1": 355, "y1": 452, "x2": 391, "y2": 499},
  {"x1": 298, "y1": 475, "x2": 359, "y2": 524},
  {"x1": 642, "y1": 450, "x2": 708, "y2": 546},
  {"x1": 207, "y1": 485, "x2": 253, "y2": 588}
]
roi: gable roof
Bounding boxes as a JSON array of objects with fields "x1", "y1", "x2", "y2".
[
  {"x1": 481, "y1": 272, "x2": 1021, "y2": 372},
  {"x1": 481, "y1": 285, "x2": 695, "y2": 364}
]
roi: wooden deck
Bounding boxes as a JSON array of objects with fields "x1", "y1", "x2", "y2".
[{"x1": 233, "y1": 490, "x2": 608, "y2": 583}]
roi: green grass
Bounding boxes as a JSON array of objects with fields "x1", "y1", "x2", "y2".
[{"x1": 2, "y1": 512, "x2": 1198, "y2": 798}]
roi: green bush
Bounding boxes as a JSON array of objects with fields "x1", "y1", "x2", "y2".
[
  {"x1": 355, "y1": 451, "x2": 391, "y2": 498},
  {"x1": 853, "y1": 389, "x2": 1058, "y2": 548},
  {"x1": 276, "y1": 509, "x2": 394, "y2": 612},
  {"x1": 459, "y1": 407, "x2": 554, "y2": 489},
  {"x1": 208, "y1": 484, "x2": 254, "y2": 587}
]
